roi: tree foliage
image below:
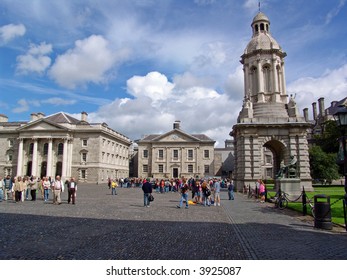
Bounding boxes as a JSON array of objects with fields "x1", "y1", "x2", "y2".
[
  {"x1": 309, "y1": 145, "x2": 340, "y2": 182},
  {"x1": 313, "y1": 120, "x2": 340, "y2": 154}
]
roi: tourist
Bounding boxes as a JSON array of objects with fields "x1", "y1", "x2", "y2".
[
  {"x1": 213, "y1": 178, "x2": 221, "y2": 206},
  {"x1": 67, "y1": 177, "x2": 77, "y2": 204},
  {"x1": 0, "y1": 176, "x2": 3, "y2": 201},
  {"x1": 177, "y1": 179, "x2": 189, "y2": 209},
  {"x1": 228, "y1": 180, "x2": 235, "y2": 200},
  {"x1": 195, "y1": 180, "x2": 202, "y2": 204},
  {"x1": 22, "y1": 176, "x2": 28, "y2": 202},
  {"x1": 30, "y1": 176, "x2": 39, "y2": 201},
  {"x1": 52, "y1": 175, "x2": 64, "y2": 205},
  {"x1": 258, "y1": 180, "x2": 266, "y2": 203},
  {"x1": 202, "y1": 180, "x2": 211, "y2": 206},
  {"x1": 142, "y1": 178, "x2": 153, "y2": 207},
  {"x1": 111, "y1": 179, "x2": 118, "y2": 195},
  {"x1": 3, "y1": 175, "x2": 13, "y2": 201}
]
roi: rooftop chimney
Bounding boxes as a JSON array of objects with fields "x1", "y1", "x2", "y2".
[
  {"x1": 303, "y1": 108, "x2": 309, "y2": 122},
  {"x1": 312, "y1": 102, "x2": 317, "y2": 120},
  {"x1": 318, "y1": 97, "x2": 325, "y2": 117},
  {"x1": 37, "y1": 112, "x2": 45, "y2": 119},
  {"x1": 0, "y1": 114, "x2": 8, "y2": 122},
  {"x1": 30, "y1": 113, "x2": 38, "y2": 122},
  {"x1": 173, "y1": 120, "x2": 181, "y2": 130},
  {"x1": 81, "y1": 111, "x2": 88, "y2": 122}
]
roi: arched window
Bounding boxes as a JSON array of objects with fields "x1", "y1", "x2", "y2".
[
  {"x1": 260, "y1": 23, "x2": 265, "y2": 31},
  {"x1": 263, "y1": 65, "x2": 271, "y2": 93},
  {"x1": 250, "y1": 66, "x2": 258, "y2": 95},
  {"x1": 255, "y1": 24, "x2": 259, "y2": 32},
  {"x1": 43, "y1": 143, "x2": 49, "y2": 155},
  {"x1": 29, "y1": 143, "x2": 34, "y2": 155},
  {"x1": 58, "y1": 143, "x2": 64, "y2": 155}
]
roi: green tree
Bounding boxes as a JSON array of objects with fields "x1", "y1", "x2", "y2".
[
  {"x1": 313, "y1": 120, "x2": 340, "y2": 153},
  {"x1": 309, "y1": 145, "x2": 340, "y2": 182}
]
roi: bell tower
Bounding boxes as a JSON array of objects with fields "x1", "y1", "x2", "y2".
[{"x1": 231, "y1": 11, "x2": 313, "y2": 194}]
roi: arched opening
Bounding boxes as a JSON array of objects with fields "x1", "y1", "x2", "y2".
[
  {"x1": 41, "y1": 161, "x2": 47, "y2": 178},
  {"x1": 263, "y1": 64, "x2": 271, "y2": 93},
  {"x1": 55, "y1": 161, "x2": 62, "y2": 177},
  {"x1": 26, "y1": 161, "x2": 32, "y2": 176},
  {"x1": 263, "y1": 140, "x2": 288, "y2": 179}
]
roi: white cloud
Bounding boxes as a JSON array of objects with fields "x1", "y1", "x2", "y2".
[
  {"x1": 12, "y1": 99, "x2": 29, "y2": 113},
  {"x1": 49, "y1": 35, "x2": 129, "y2": 89},
  {"x1": 288, "y1": 63, "x2": 347, "y2": 119},
  {"x1": 90, "y1": 71, "x2": 237, "y2": 147},
  {"x1": 126, "y1": 71, "x2": 175, "y2": 103},
  {"x1": 0, "y1": 23, "x2": 26, "y2": 44},
  {"x1": 16, "y1": 42, "x2": 52, "y2": 75},
  {"x1": 325, "y1": 0, "x2": 346, "y2": 24},
  {"x1": 42, "y1": 98, "x2": 76, "y2": 105}
]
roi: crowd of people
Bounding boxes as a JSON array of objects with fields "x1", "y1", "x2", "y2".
[{"x1": 0, "y1": 175, "x2": 77, "y2": 205}]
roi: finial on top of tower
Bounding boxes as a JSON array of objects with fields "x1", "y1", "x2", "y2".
[{"x1": 258, "y1": 1, "x2": 261, "y2": 12}]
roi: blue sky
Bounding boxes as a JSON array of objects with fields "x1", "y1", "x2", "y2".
[{"x1": 0, "y1": 0, "x2": 346, "y2": 147}]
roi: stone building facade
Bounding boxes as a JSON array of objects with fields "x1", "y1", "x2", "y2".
[
  {"x1": 136, "y1": 121, "x2": 216, "y2": 179},
  {"x1": 0, "y1": 112, "x2": 131, "y2": 183},
  {"x1": 231, "y1": 12, "x2": 312, "y2": 191}
]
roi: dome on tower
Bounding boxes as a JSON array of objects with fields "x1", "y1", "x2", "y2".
[
  {"x1": 252, "y1": 12, "x2": 269, "y2": 23},
  {"x1": 244, "y1": 11, "x2": 282, "y2": 55},
  {"x1": 244, "y1": 33, "x2": 281, "y2": 54}
]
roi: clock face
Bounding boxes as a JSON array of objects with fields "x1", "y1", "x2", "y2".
[{"x1": 171, "y1": 134, "x2": 178, "y2": 140}]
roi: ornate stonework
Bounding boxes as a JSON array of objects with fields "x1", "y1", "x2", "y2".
[{"x1": 231, "y1": 12, "x2": 313, "y2": 191}]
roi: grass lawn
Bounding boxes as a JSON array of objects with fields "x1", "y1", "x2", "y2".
[{"x1": 266, "y1": 185, "x2": 346, "y2": 226}]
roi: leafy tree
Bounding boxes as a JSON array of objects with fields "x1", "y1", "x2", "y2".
[
  {"x1": 313, "y1": 120, "x2": 340, "y2": 154},
  {"x1": 309, "y1": 145, "x2": 340, "y2": 182}
]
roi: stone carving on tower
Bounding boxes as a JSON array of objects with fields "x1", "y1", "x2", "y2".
[{"x1": 231, "y1": 11, "x2": 313, "y2": 194}]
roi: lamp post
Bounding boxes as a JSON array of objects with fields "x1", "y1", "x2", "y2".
[{"x1": 333, "y1": 104, "x2": 347, "y2": 230}]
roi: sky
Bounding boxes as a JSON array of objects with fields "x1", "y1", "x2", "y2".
[{"x1": 0, "y1": 0, "x2": 346, "y2": 147}]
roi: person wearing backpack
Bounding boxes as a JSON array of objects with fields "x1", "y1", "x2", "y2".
[
  {"x1": 202, "y1": 180, "x2": 211, "y2": 207},
  {"x1": 177, "y1": 179, "x2": 189, "y2": 209}
]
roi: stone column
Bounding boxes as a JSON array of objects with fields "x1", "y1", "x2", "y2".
[
  {"x1": 272, "y1": 59, "x2": 279, "y2": 93},
  {"x1": 47, "y1": 138, "x2": 53, "y2": 177},
  {"x1": 67, "y1": 139, "x2": 73, "y2": 178},
  {"x1": 16, "y1": 138, "x2": 24, "y2": 176},
  {"x1": 32, "y1": 138, "x2": 38, "y2": 177},
  {"x1": 62, "y1": 138, "x2": 68, "y2": 180}
]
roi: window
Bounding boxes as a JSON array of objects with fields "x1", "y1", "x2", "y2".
[
  {"x1": 143, "y1": 164, "x2": 148, "y2": 172},
  {"x1": 8, "y1": 154, "x2": 13, "y2": 162},
  {"x1": 158, "y1": 164, "x2": 163, "y2": 173},
  {"x1": 265, "y1": 155, "x2": 272, "y2": 164},
  {"x1": 204, "y1": 150, "x2": 209, "y2": 158},
  {"x1": 81, "y1": 170, "x2": 86, "y2": 179},
  {"x1": 158, "y1": 149, "x2": 163, "y2": 159},
  {"x1": 58, "y1": 143, "x2": 64, "y2": 155},
  {"x1": 173, "y1": 149, "x2": 178, "y2": 160},
  {"x1": 82, "y1": 139, "x2": 88, "y2": 147},
  {"x1": 29, "y1": 143, "x2": 34, "y2": 155},
  {"x1": 263, "y1": 65, "x2": 271, "y2": 93},
  {"x1": 188, "y1": 164, "x2": 193, "y2": 173},
  {"x1": 187, "y1": 149, "x2": 193, "y2": 160},
  {"x1": 82, "y1": 153, "x2": 87, "y2": 162},
  {"x1": 43, "y1": 143, "x2": 48, "y2": 155},
  {"x1": 8, "y1": 139, "x2": 14, "y2": 147},
  {"x1": 143, "y1": 150, "x2": 148, "y2": 158},
  {"x1": 204, "y1": 165, "x2": 209, "y2": 173}
]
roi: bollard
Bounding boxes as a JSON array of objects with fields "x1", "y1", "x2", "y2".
[{"x1": 302, "y1": 186, "x2": 307, "y2": 216}]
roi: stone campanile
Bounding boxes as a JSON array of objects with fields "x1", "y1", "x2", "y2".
[{"x1": 231, "y1": 11, "x2": 313, "y2": 193}]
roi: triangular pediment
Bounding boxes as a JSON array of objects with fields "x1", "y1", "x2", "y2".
[
  {"x1": 153, "y1": 129, "x2": 201, "y2": 142},
  {"x1": 17, "y1": 119, "x2": 69, "y2": 132}
]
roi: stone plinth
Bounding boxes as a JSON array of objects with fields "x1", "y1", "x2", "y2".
[{"x1": 276, "y1": 178, "x2": 303, "y2": 200}]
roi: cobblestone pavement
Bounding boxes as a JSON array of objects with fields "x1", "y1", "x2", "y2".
[{"x1": 0, "y1": 184, "x2": 346, "y2": 260}]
